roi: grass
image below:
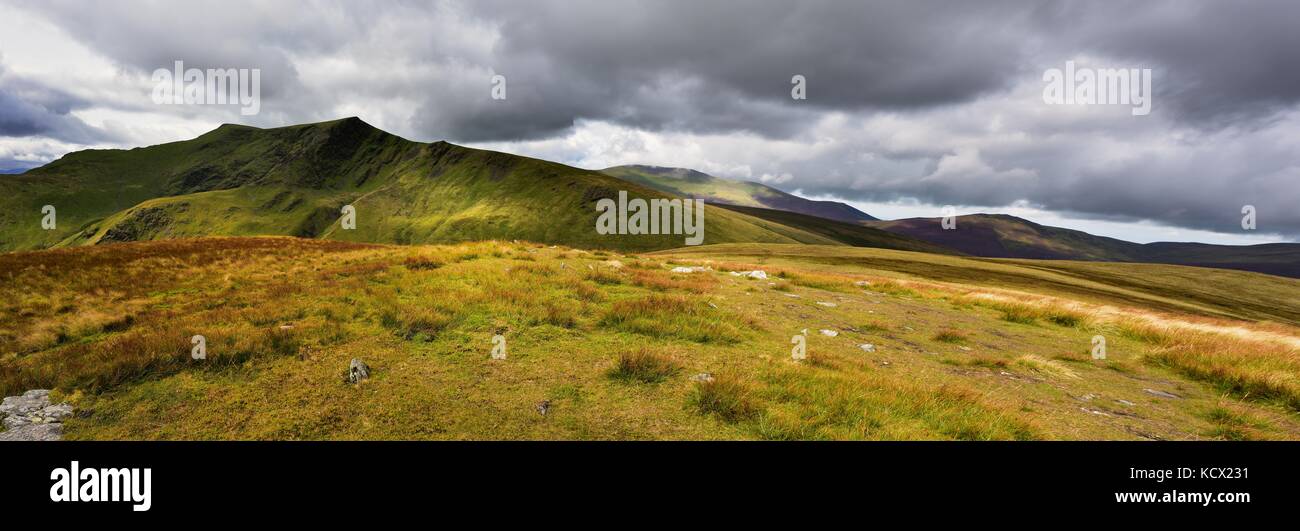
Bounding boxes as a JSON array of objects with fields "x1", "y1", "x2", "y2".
[
  {"x1": 1137, "y1": 326, "x2": 1300, "y2": 411},
  {"x1": 933, "y1": 330, "x2": 967, "y2": 344},
  {"x1": 690, "y1": 375, "x2": 758, "y2": 423},
  {"x1": 608, "y1": 349, "x2": 679, "y2": 383},
  {"x1": 600, "y1": 295, "x2": 746, "y2": 343},
  {"x1": 2, "y1": 238, "x2": 1298, "y2": 441}
]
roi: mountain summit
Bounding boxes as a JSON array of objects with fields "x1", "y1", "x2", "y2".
[{"x1": 0, "y1": 118, "x2": 927, "y2": 253}]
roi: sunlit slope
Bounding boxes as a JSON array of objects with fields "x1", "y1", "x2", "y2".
[
  {"x1": 0, "y1": 118, "x2": 859, "y2": 252},
  {"x1": 655, "y1": 243, "x2": 1300, "y2": 325},
  {"x1": 4, "y1": 237, "x2": 1298, "y2": 440}
]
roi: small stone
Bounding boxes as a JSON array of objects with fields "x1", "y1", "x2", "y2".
[
  {"x1": 729, "y1": 270, "x2": 768, "y2": 280},
  {"x1": 690, "y1": 373, "x2": 716, "y2": 383},
  {"x1": 783, "y1": 293, "x2": 801, "y2": 298},
  {"x1": 670, "y1": 266, "x2": 711, "y2": 273},
  {"x1": 860, "y1": 344, "x2": 876, "y2": 353},
  {"x1": 346, "y1": 358, "x2": 371, "y2": 384},
  {"x1": 1144, "y1": 388, "x2": 1181, "y2": 399},
  {"x1": 820, "y1": 329, "x2": 839, "y2": 337},
  {"x1": 854, "y1": 280, "x2": 871, "y2": 287},
  {"x1": 1116, "y1": 399, "x2": 1136, "y2": 406},
  {"x1": 816, "y1": 301, "x2": 837, "y2": 307},
  {"x1": 279, "y1": 324, "x2": 294, "y2": 330},
  {"x1": 957, "y1": 346, "x2": 972, "y2": 352}
]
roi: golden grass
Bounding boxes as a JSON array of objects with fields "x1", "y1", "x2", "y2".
[
  {"x1": 600, "y1": 295, "x2": 746, "y2": 343},
  {"x1": 5, "y1": 237, "x2": 1299, "y2": 440},
  {"x1": 690, "y1": 374, "x2": 759, "y2": 422},
  {"x1": 608, "y1": 348, "x2": 679, "y2": 383}
]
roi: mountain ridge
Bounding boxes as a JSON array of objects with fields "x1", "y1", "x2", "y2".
[
  {"x1": 868, "y1": 213, "x2": 1300, "y2": 278},
  {"x1": 0, "y1": 117, "x2": 930, "y2": 254},
  {"x1": 601, "y1": 164, "x2": 878, "y2": 223}
]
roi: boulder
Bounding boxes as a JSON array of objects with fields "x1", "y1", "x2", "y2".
[
  {"x1": 0, "y1": 389, "x2": 72, "y2": 441},
  {"x1": 347, "y1": 358, "x2": 371, "y2": 383}
]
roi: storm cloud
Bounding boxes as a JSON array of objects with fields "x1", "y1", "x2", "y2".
[{"x1": 2, "y1": 0, "x2": 1299, "y2": 238}]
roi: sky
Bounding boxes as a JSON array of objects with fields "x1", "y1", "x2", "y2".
[{"x1": 1, "y1": 0, "x2": 1298, "y2": 245}]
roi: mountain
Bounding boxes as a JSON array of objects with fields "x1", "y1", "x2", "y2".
[
  {"x1": 867, "y1": 214, "x2": 1300, "y2": 278},
  {"x1": 0, "y1": 117, "x2": 934, "y2": 254},
  {"x1": 713, "y1": 204, "x2": 957, "y2": 255},
  {"x1": 601, "y1": 165, "x2": 877, "y2": 223}
]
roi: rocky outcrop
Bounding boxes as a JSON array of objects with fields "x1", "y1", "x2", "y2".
[{"x1": 0, "y1": 389, "x2": 72, "y2": 441}]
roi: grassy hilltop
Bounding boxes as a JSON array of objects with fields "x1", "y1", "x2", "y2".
[
  {"x1": 2, "y1": 237, "x2": 1297, "y2": 440},
  {"x1": 0, "y1": 118, "x2": 927, "y2": 254}
]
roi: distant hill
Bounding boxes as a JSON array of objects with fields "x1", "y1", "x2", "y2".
[
  {"x1": 0, "y1": 118, "x2": 912, "y2": 253},
  {"x1": 867, "y1": 214, "x2": 1300, "y2": 278},
  {"x1": 601, "y1": 165, "x2": 877, "y2": 223},
  {"x1": 714, "y1": 204, "x2": 957, "y2": 255}
]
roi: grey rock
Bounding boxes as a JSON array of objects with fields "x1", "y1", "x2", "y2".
[
  {"x1": 23, "y1": 389, "x2": 50, "y2": 400},
  {"x1": 0, "y1": 423, "x2": 63, "y2": 442},
  {"x1": 347, "y1": 358, "x2": 370, "y2": 384},
  {"x1": 690, "y1": 373, "x2": 716, "y2": 383},
  {"x1": 859, "y1": 344, "x2": 876, "y2": 353},
  {"x1": 4, "y1": 415, "x2": 31, "y2": 429},
  {"x1": 1143, "y1": 388, "x2": 1182, "y2": 399},
  {"x1": 0, "y1": 389, "x2": 71, "y2": 441},
  {"x1": 38, "y1": 403, "x2": 74, "y2": 421}
]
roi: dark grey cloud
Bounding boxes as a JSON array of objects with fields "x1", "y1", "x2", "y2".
[
  {"x1": 5, "y1": 0, "x2": 1300, "y2": 238},
  {"x1": 426, "y1": 0, "x2": 1033, "y2": 140},
  {"x1": 0, "y1": 65, "x2": 111, "y2": 143},
  {"x1": 1029, "y1": 0, "x2": 1300, "y2": 127}
]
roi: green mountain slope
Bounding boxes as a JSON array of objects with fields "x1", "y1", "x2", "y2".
[
  {"x1": 0, "y1": 118, "x2": 880, "y2": 253},
  {"x1": 601, "y1": 165, "x2": 877, "y2": 223},
  {"x1": 867, "y1": 214, "x2": 1300, "y2": 278}
]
